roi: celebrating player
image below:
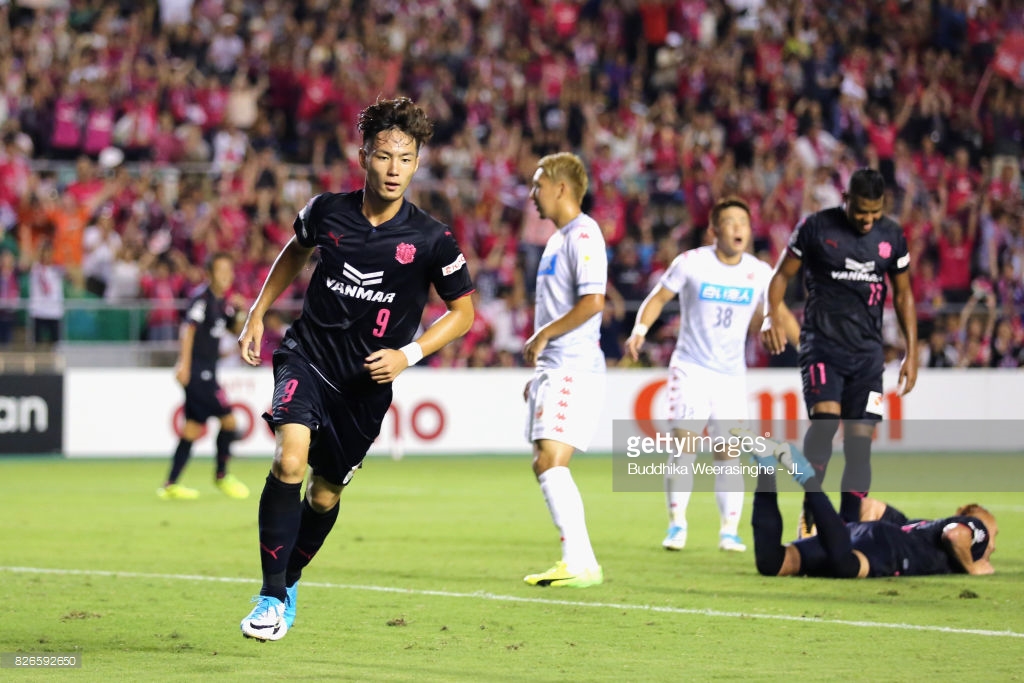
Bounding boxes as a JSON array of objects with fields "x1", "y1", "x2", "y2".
[
  {"x1": 157, "y1": 252, "x2": 249, "y2": 501},
  {"x1": 236, "y1": 97, "x2": 475, "y2": 640},
  {"x1": 522, "y1": 152, "x2": 607, "y2": 588},
  {"x1": 626, "y1": 198, "x2": 798, "y2": 552},
  {"x1": 761, "y1": 169, "x2": 918, "y2": 525}
]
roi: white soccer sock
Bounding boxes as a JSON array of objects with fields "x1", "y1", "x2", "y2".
[
  {"x1": 715, "y1": 467, "x2": 745, "y2": 535},
  {"x1": 539, "y1": 466, "x2": 598, "y2": 570},
  {"x1": 665, "y1": 452, "x2": 696, "y2": 527}
]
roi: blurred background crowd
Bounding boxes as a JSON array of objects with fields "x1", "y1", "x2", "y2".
[{"x1": 1, "y1": 0, "x2": 1023, "y2": 370}]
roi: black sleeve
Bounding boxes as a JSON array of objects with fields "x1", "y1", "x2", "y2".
[
  {"x1": 940, "y1": 516, "x2": 991, "y2": 562},
  {"x1": 879, "y1": 504, "x2": 909, "y2": 526},
  {"x1": 786, "y1": 214, "x2": 812, "y2": 260},
  {"x1": 430, "y1": 226, "x2": 474, "y2": 302},
  {"x1": 293, "y1": 193, "x2": 328, "y2": 248}
]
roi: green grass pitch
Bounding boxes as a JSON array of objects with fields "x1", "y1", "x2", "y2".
[{"x1": 1, "y1": 454, "x2": 1021, "y2": 681}]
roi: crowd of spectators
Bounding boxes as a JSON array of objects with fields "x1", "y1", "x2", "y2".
[{"x1": 0, "y1": 0, "x2": 1023, "y2": 369}]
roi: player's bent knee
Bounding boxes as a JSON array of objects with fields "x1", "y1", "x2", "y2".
[
  {"x1": 307, "y1": 485, "x2": 341, "y2": 512},
  {"x1": 771, "y1": 545, "x2": 803, "y2": 576},
  {"x1": 531, "y1": 439, "x2": 574, "y2": 476},
  {"x1": 272, "y1": 451, "x2": 307, "y2": 480},
  {"x1": 181, "y1": 421, "x2": 204, "y2": 441}
]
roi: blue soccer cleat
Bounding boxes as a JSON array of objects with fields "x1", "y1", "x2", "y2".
[{"x1": 284, "y1": 582, "x2": 298, "y2": 629}]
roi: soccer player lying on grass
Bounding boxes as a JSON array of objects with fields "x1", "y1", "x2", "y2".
[{"x1": 745, "y1": 441, "x2": 997, "y2": 578}]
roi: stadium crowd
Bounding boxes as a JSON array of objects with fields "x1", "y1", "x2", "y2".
[{"x1": 1, "y1": 0, "x2": 1023, "y2": 369}]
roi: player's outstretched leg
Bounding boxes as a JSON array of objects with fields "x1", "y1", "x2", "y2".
[
  {"x1": 730, "y1": 427, "x2": 814, "y2": 486},
  {"x1": 751, "y1": 466, "x2": 787, "y2": 575}
]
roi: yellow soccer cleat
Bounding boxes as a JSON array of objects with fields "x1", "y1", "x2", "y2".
[
  {"x1": 523, "y1": 561, "x2": 603, "y2": 588},
  {"x1": 216, "y1": 474, "x2": 250, "y2": 499},
  {"x1": 157, "y1": 483, "x2": 200, "y2": 500}
]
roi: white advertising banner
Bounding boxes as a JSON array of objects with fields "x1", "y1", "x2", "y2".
[{"x1": 64, "y1": 368, "x2": 1024, "y2": 457}]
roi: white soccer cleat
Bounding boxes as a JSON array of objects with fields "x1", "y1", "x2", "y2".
[
  {"x1": 718, "y1": 533, "x2": 747, "y2": 552},
  {"x1": 662, "y1": 524, "x2": 688, "y2": 550},
  {"x1": 241, "y1": 595, "x2": 288, "y2": 641}
]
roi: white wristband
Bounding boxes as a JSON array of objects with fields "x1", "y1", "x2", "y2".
[
  {"x1": 631, "y1": 323, "x2": 649, "y2": 338},
  {"x1": 400, "y1": 341, "x2": 424, "y2": 366}
]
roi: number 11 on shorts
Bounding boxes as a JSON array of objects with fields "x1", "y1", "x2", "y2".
[{"x1": 808, "y1": 362, "x2": 826, "y2": 386}]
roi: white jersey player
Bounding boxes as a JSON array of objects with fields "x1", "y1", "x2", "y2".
[
  {"x1": 627, "y1": 198, "x2": 796, "y2": 552},
  {"x1": 522, "y1": 153, "x2": 607, "y2": 588}
]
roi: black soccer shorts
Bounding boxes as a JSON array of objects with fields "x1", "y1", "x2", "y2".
[{"x1": 263, "y1": 348, "x2": 392, "y2": 486}]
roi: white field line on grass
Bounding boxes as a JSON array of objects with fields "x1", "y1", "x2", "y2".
[{"x1": 4, "y1": 566, "x2": 1022, "y2": 640}]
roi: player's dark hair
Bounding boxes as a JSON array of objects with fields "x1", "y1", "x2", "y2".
[
  {"x1": 710, "y1": 196, "x2": 751, "y2": 227},
  {"x1": 205, "y1": 251, "x2": 233, "y2": 272},
  {"x1": 357, "y1": 96, "x2": 434, "y2": 152},
  {"x1": 847, "y1": 168, "x2": 886, "y2": 200}
]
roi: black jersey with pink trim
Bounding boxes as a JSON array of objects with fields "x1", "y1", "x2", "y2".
[
  {"x1": 182, "y1": 285, "x2": 233, "y2": 378},
  {"x1": 851, "y1": 515, "x2": 990, "y2": 577},
  {"x1": 788, "y1": 207, "x2": 909, "y2": 355},
  {"x1": 284, "y1": 191, "x2": 473, "y2": 387}
]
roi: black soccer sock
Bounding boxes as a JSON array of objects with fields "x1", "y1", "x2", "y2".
[
  {"x1": 215, "y1": 429, "x2": 239, "y2": 479},
  {"x1": 165, "y1": 439, "x2": 193, "y2": 485},
  {"x1": 752, "y1": 492, "x2": 786, "y2": 576},
  {"x1": 285, "y1": 497, "x2": 340, "y2": 587},
  {"x1": 800, "y1": 413, "x2": 839, "y2": 528},
  {"x1": 755, "y1": 463, "x2": 777, "y2": 493},
  {"x1": 802, "y1": 491, "x2": 861, "y2": 578},
  {"x1": 840, "y1": 434, "x2": 872, "y2": 523},
  {"x1": 257, "y1": 472, "x2": 303, "y2": 602},
  {"x1": 802, "y1": 413, "x2": 840, "y2": 489}
]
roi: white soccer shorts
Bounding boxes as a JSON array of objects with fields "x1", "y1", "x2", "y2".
[
  {"x1": 524, "y1": 368, "x2": 605, "y2": 452},
  {"x1": 666, "y1": 361, "x2": 748, "y2": 438}
]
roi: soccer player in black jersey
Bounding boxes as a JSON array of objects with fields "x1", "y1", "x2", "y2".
[
  {"x1": 236, "y1": 97, "x2": 475, "y2": 641},
  {"x1": 750, "y1": 477, "x2": 997, "y2": 578},
  {"x1": 157, "y1": 252, "x2": 249, "y2": 501},
  {"x1": 761, "y1": 169, "x2": 918, "y2": 524}
]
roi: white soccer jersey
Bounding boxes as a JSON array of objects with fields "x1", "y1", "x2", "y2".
[
  {"x1": 533, "y1": 212, "x2": 608, "y2": 372},
  {"x1": 660, "y1": 246, "x2": 772, "y2": 375}
]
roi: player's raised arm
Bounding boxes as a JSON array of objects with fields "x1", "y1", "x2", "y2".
[
  {"x1": 238, "y1": 236, "x2": 315, "y2": 366},
  {"x1": 762, "y1": 250, "x2": 802, "y2": 355},
  {"x1": 626, "y1": 284, "x2": 675, "y2": 361}
]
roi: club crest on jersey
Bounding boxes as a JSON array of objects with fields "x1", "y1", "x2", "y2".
[
  {"x1": 699, "y1": 283, "x2": 754, "y2": 304},
  {"x1": 395, "y1": 242, "x2": 416, "y2": 265},
  {"x1": 878, "y1": 241, "x2": 892, "y2": 259}
]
